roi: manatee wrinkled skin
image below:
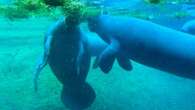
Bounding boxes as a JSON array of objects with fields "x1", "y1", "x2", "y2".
[
  {"x1": 182, "y1": 20, "x2": 195, "y2": 35},
  {"x1": 34, "y1": 17, "x2": 95, "y2": 110},
  {"x1": 88, "y1": 14, "x2": 195, "y2": 80}
]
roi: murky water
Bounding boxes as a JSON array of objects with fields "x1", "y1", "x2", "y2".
[{"x1": 1, "y1": 0, "x2": 195, "y2": 110}]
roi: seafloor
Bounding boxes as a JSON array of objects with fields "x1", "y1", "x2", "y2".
[{"x1": 1, "y1": 1, "x2": 195, "y2": 110}]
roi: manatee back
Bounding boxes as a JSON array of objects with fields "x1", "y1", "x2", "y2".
[{"x1": 48, "y1": 26, "x2": 88, "y2": 84}]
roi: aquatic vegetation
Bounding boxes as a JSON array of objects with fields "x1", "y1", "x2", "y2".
[
  {"x1": 170, "y1": 0, "x2": 193, "y2": 3},
  {"x1": 0, "y1": 6, "x2": 6, "y2": 15},
  {"x1": 62, "y1": 0, "x2": 86, "y2": 26},
  {"x1": 14, "y1": 0, "x2": 46, "y2": 11},
  {"x1": 108, "y1": 9, "x2": 154, "y2": 20},
  {"x1": 62, "y1": 0, "x2": 101, "y2": 26},
  {"x1": 48, "y1": 7, "x2": 64, "y2": 20},
  {"x1": 144, "y1": 0, "x2": 193, "y2": 5},
  {"x1": 0, "y1": 0, "x2": 103, "y2": 23},
  {"x1": 145, "y1": 0, "x2": 161, "y2": 4},
  {"x1": 127, "y1": 11, "x2": 154, "y2": 20},
  {"x1": 3, "y1": 6, "x2": 30, "y2": 20},
  {"x1": 159, "y1": 0, "x2": 193, "y2": 4},
  {"x1": 173, "y1": 11, "x2": 189, "y2": 19},
  {"x1": 43, "y1": 0, "x2": 64, "y2": 7},
  {"x1": 83, "y1": 7, "x2": 102, "y2": 17},
  {"x1": 0, "y1": 0, "x2": 193, "y2": 22},
  {"x1": 2, "y1": 0, "x2": 48, "y2": 20}
]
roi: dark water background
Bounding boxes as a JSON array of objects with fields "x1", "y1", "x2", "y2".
[{"x1": 1, "y1": 0, "x2": 195, "y2": 110}]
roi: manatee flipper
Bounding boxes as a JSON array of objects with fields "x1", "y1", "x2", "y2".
[
  {"x1": 33, "y1": 54, "x2": 47, "y2": 92},
  {"x1": 95, "y1": 38, "x2": 120, "y2": 73},
  {"x1": 33, "y1": 35, "x2": 53, "y2": 91},
  {"x1": 98, "y1": 47, "x2": 116, "y2": 73},
  {"x1": 77, "y1": 39, "x2": 91, "y2": 82},
  {"x1": 117, "y1": 52, "x2": 133, "y2": 71},
  {"x1": 76, "y1": 41, "x2": 84, "y2": 75}
]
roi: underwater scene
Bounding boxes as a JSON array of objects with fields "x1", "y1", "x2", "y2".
[{"x1": 1, "y1": 0, "x2": 195, "y2": 110}]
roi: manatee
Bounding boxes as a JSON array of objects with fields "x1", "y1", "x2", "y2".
[
  {"x1": 34, "y1": 17, "x2": 95, "y2": 110},
  {"x1": 88, "y1": 14, "x2": 195, "y2": 79},
  {"x1": 85, "y1": 30, "x2": 132, "y2": 71},
  {"x1": 182, "y1": 19, "x2": 195, "y2": 35}
]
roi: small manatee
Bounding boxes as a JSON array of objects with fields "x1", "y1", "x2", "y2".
[{"x1": 34, "y1": 17, "x2": 95, "y2": 110}]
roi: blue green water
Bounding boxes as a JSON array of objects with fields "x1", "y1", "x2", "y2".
[{"x1": 1, "y1": 0, "x2": 195, "y2": 110}]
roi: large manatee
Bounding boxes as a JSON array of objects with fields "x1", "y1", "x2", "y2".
[{"x1": 88, "y1": 14, "x2": 195, "y2": 79}]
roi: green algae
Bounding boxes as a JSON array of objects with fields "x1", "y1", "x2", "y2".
[{"x1": 173, "y1": 11, "x2": 190, "y2": 19}]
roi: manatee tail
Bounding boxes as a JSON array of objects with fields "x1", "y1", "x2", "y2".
[{"x1": 61, "y1": 82, "x2": 96, "y2": 110}]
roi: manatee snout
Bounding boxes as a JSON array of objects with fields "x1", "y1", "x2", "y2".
[
  {"x1": 61, "y1": 82, "x2": 96, "y2": 110},
  {"x1": 181, "y1": 20, "x2": 195, "y2": 35}
]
